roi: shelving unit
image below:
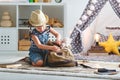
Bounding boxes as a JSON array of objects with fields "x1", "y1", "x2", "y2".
[{"x1": 0, "y1": 2, "x2": 65, "y2": 54}]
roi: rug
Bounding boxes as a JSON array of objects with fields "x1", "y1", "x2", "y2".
[
  {"x1": 0, "y1": 58, "x2": 120, "y2": 80},
  {"x1": 74, "y1": 54, "x2": 120, "y2": 62}
]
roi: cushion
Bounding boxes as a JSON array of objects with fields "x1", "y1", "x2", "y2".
[{"x1": 99, "y1": 33, "x2": 120, "y2": 55}]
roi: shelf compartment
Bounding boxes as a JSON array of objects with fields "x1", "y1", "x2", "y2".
[
  {"x1": 0, "y1": 5, "x2": 16, "y2": 27},
  {"x1": 42, "y1": 5, "x2": 64, "y2": 28},
  {"x1": 18, "y1": 5, "x2": 41, "y2": 27},
  {"x1": 18, "y1": 29, "x2": 30, "y2": 51}
]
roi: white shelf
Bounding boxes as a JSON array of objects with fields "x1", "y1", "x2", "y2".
[
  {"x1": 0, "y1": 3, "x2": 18, "y2": 5},
  {"x1": 0, "y1": 2, "x2": 65, "y2": 53}
]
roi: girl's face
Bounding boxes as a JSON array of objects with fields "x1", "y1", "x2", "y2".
[{"x1": 36, "y1": 24, "x2": 46, "y2": 32}]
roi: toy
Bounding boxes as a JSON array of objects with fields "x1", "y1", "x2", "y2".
[
  {"x1": 99, "y1": 33, "x2": 120, "y2": 55},
  {"x1": 0, "y1": 11, "x2": 13, "y2": 27},
  {"x1": 47, "y1": 18, "x2": 63, "y2": 28},
  {"x1": 61, "y1": 37, "x2": 72, "y2": 49}
]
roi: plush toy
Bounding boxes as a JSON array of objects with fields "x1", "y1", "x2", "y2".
[
  {"x1": 61, "y1": 37, "x2": 72, "y2": 49},
  {"x1": 47, "y1": 18, "x2": 63, "y2": 28},
  {"x1": 99, "y1": 33, "x2": 120, "y2": 55},
  {"x1": 47, "y1": 37, "x2": 72, "y2": 49}
]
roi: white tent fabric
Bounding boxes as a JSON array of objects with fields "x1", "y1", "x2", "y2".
[{"x1": 70, "y1": 0, "x2": 120, "y2": 54}]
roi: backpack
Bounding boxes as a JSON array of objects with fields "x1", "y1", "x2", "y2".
[{"x1": 44, "y1": 41, "x2": 77, "y2": 67}]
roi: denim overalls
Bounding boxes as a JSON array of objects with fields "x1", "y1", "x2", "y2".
[{"x1": 29, "y1": 26, "x2": 50, "y2": 64}]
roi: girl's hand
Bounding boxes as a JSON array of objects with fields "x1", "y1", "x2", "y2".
[
  {"x1": 55, "y1": 39, "x2": 61, "y2": 45},
  {"x1": 51, "y1": 45, "x2": 60, "y2": 52}
]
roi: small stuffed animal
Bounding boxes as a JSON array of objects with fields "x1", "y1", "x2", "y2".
[
  {"x1": 61, "y1": 37, "x2": 72, "y2": 49},
  {"x1": 47, "y1": 37, "x2": 72, "y2": 49}
]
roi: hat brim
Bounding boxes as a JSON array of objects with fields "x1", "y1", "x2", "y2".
[
  {"x1": 45, "y1": 15, "x2": 49, "y2": 23},
  {"x1": 29, "y1": 20, "x2": 44, "y2": 27}
]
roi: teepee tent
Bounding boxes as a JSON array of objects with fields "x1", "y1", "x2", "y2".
[{"x1": 70, "y1": 0, "x2": 120, "y2": 54}]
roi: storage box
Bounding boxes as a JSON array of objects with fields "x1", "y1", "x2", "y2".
[
  {"x1": 18, "y1": 46, "x2": 30, "y2": 51},
  {"x1": 18, "y1": 39, "x2": 31, "y2": 51},
  {"x1": 19, "y1": 39, "x2": 31, "y2": 46}
]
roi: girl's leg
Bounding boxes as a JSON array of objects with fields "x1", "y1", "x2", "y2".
[
  {"x1": 32, "y1": 60, "x2": 43, "y2": 67},
  {"x1": 29, "y1": 51, "x2": 44, "y2": 67}
]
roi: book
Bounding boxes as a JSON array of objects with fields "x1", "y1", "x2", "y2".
[
  {"x1": 0, "y1": 63, "x2": 22, "y2": 68},
  {"x1": 88, "y1": 52, "x2": 109, "y2": 56}
]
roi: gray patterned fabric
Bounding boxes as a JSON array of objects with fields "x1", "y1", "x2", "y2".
[
  {"x1": 70, "y1": 0, "x2": 109, "y2": 54},
  {"x1": 109, "y1": 0, "x2": 120, "y2": 18}
]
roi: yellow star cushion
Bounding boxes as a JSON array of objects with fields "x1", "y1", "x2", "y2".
[{"x1": 99, "y1": 33, "x2": 120, "y2": 55}]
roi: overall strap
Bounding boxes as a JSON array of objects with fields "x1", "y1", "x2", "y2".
[{"x1": 44, "y1": 25, "x2": 50, "y2": 33}]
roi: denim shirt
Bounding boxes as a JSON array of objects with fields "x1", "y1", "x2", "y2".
[{"x1": 29, "y1": 26, "x2": 50, "y2": 54}]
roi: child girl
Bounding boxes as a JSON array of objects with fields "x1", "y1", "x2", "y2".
[{"x1": 28, "y1": 10, "x2": 61, "y2": 67}]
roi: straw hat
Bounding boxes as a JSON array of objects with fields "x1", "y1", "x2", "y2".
[{"x1": 29, "y1": 10, "x2": 49, "y2": 27}]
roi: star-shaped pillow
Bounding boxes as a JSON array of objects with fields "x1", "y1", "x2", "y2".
[{"x1": 99, "y1": 33, "x2": 120, "y2": 55}]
